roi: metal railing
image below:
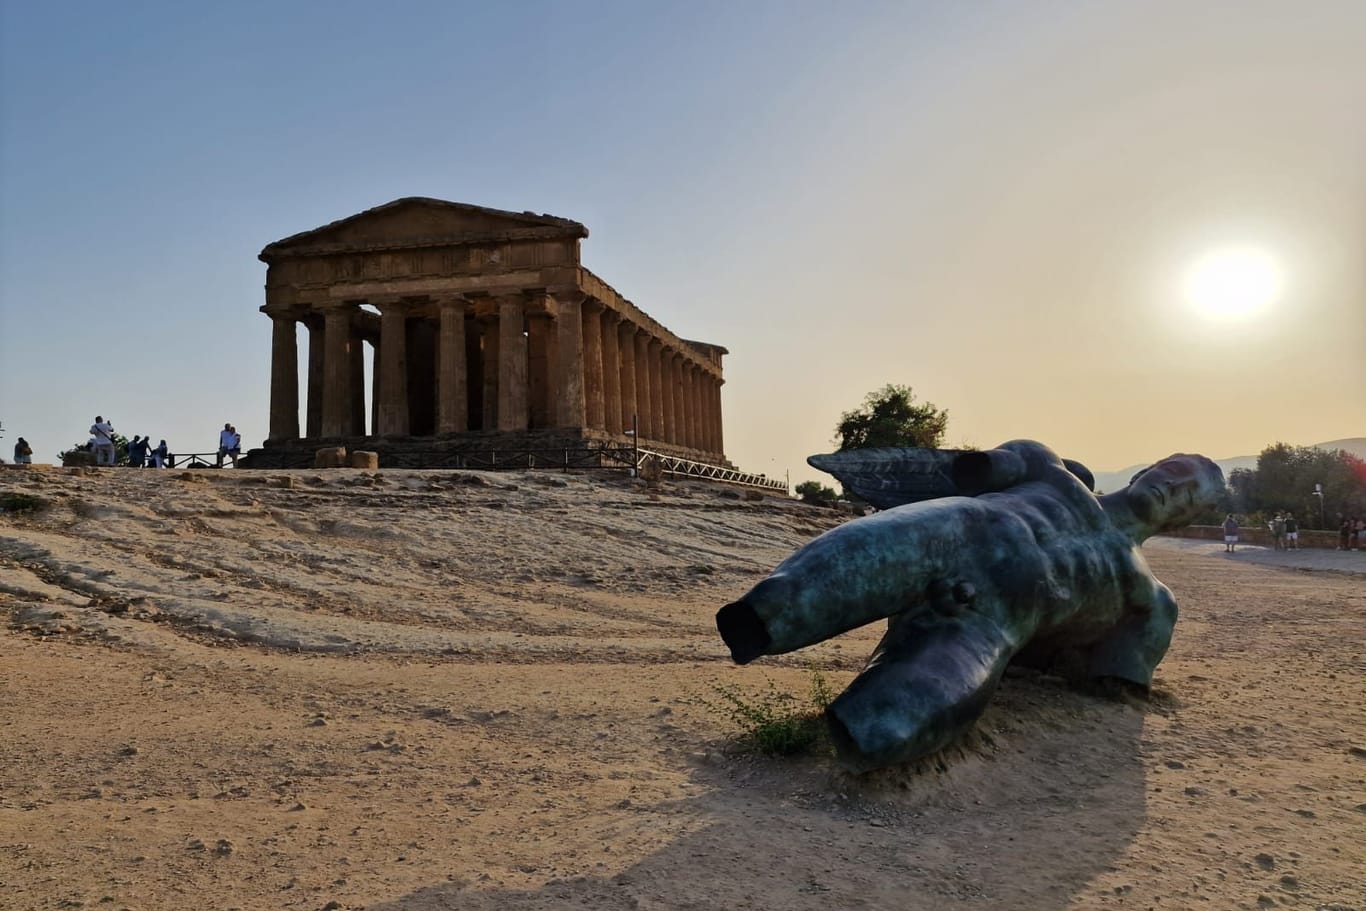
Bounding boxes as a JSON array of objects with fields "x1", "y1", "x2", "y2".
[{"x1": 633, "y1": 448, "x2": 789, "y2": 492}]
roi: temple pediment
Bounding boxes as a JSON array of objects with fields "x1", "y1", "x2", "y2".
[{"x1": 260, "y1": 197, "x2": 588, "y2": 262}]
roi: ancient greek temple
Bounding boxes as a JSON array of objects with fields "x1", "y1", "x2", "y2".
[{"x1": 250, "y1": 198, "x2": 729, "y2": 469}]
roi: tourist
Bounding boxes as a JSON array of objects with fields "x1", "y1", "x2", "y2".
[
  {"x1": 127, "y1": 435, "x2": 150, "y2": 468},
  {"x1": 217, "y1": 423, "x2": 241, "y2": 468},
  {"x1": 1355, "y1": 518, "x2": 1365, "y2": 551},
  {"x1": 1222, "y1": 513, "x2": 1239, "y2": 553},
  {"x1": 1340, "y1": 518, "x2": 1352, "y2": 551},
  {"x1": 1284, "y1": 512, "x2": 1298, "y2": 550},
  {"x1": 90, "y1": 416, "x2": 116, "y2": 466},
  {"x1": 151, "y1": 439, "x2": 169, "y2": 468},
  {"x1": 1270, "y1": 512, "x2": 1286, "y2": 551},
  {"x1": 13, "y1": 437, "x2": 33, "y2": 465}
]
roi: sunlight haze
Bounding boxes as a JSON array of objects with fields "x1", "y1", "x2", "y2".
[{"x1": 1, "y1": 0, "x2": 1361, "y2": 485}]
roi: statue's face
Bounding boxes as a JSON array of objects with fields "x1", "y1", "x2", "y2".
[{"x1": 1126, "y1": 455, "x2": 1224, "y2": 528}]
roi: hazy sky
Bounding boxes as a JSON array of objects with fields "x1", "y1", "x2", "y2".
[{"x1": 2, "y1": 0, "x2": 1362, "y2": 484}]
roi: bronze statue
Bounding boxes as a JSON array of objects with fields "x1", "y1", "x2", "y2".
[{"x1": 716, "y1": 440, "x2": 1224, "y2": 773}]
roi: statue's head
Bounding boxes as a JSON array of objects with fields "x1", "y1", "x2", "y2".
[{"x1": 1125, "y1": 454, "x2": 1225, "y2": 530}]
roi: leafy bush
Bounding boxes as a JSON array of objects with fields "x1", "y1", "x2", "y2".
[
  {"x1": 794, "y1": 480, "x2": 838, "y2": 507},
  {"x1": 705, "y1": 668, "x2": 835, "y2": 756},
  {"x1": 834, "y1": 384, "x2": 948, "y2": 451}
]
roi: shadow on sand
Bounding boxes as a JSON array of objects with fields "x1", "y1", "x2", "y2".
[{"x1": 369, "y1": 674, "x2": 1153, "y2": 911}]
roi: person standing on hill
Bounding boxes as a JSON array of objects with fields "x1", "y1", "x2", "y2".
[
  {"x1": 1222, "y1": 513, "x2": 1239, "y2": 552},
  {"x1": 13, "y1": 437, "x2": 33, "y2": 465},
  {"x1": 1270, "y1": 512, "x2": 1286, "y2": 551},
  {"x1": 90, "y1": 416, "x2": 116, "y2": 466},
  {"x1": 151, "y1": 439, "x2": 169, "y2": 468},
  {"x1": 1283, "y1": 513, "x2": 1299, "y2": 550},
  {"x1": 217, "y1": 423, "x2": 241, "y2": 468},
  {"x1": 127, "y1": 435, "x2": 149, "y2": 468}
]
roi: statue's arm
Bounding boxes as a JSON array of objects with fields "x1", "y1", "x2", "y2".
[
  {"x1": 1085, "y1": 580, "x2": 1178, "y2": 690},
  {"x1": 825, "y1": 583, "x2": 1021, "y2": 771}
]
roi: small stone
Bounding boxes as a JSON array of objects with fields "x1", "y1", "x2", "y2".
[
  {"x1": 1254, "y1": 853, "x2": 1275, "y2": 870},
  {"x1": 1183, "y1": 786, "x2": 1206, "y2": 797},
  {"x1": 1164, "y1": 759, "x2": 1185, "y2": 770},
  {"x1": 1279, "y1": 874, "x2": 1299, "y2": 890},
  {"x1": 214, "y1": 838, "x2": 235, "y2": 856}
]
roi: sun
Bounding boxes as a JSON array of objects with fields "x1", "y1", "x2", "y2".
[{"x1": 1182, "y1": 247, "x2": 1283, "y2": 321}]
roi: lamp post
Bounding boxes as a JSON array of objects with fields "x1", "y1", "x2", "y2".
[{"x1": 1312, "y1": 483, "x2": 1325, "y2": 529}]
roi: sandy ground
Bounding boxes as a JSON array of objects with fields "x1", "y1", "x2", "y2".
[{"x1": 1, "y1": 466, "x2": 1363, "y2": 911}]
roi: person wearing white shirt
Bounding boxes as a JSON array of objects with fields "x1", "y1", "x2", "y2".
[{"x1": 90, "y1": 416, "x2": 116, "y2": 466}]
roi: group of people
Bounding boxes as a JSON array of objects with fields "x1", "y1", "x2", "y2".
[
  {"x1": 1222, "y1": 511, "x2": 1364, "y2": 552},
  {"x1": 12, "y1": 437, "x2": 34, "y2": 464},
  {"x1": 1268, "y1": 512, "x2": 1300, "y2": 550},
  {"x1": 88, "y1": 416, "x2": 170, "y2": 467},
  {"x1": 1341, "y1": 518, "x2": 1365, "y2": 551}
]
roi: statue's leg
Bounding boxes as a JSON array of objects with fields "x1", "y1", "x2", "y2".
[
  {"x1": 1084, "y1": 591, "x2": 1177, "y2": 690},
  {"x1": 825, "y1": 591, "x2": 1018, "y2": 773}
]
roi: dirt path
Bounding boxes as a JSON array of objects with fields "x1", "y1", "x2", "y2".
[{"x1": 2, "y1": 468, "x2": 1363, "y2": 910}]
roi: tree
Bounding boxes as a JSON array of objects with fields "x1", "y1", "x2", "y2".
[
  {"x1": 794, "y1": 480, "x2": 839, "y2": 507},
  {"x1": 1228, "y1": 443, "x2": 1366, "y2": 529},
  {"x1": 834, "y1": 384, "x2": 948, "y2": 452}
]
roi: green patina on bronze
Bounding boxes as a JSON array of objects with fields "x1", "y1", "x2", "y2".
[{"x1": 716, "y1": 439, "x2": 1224, "y2": 773}]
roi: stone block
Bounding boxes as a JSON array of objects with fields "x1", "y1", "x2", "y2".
[
  {"x1": 348, "y1": 451, "x2": 379, "y2": 470},
  {"x1": 313, "y1": 447, "x2": 347, "y2": 469}
]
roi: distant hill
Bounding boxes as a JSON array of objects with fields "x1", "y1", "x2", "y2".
[{"x1": 1092, "y1": 438, "x2": 1366, "y2": 494}]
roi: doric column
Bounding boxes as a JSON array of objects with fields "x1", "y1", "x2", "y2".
[
  {"x1": 632, "y1": 330, "x2": 651, "y2": 439},
  {"x1": 376, "y1": 299, "x2": 410, "y2": 437},
  {"x1": 672, "y1": 352, "x2": 688, "y2": 445},
  {"x1": 527, "y1": 305, "x2": 556, "y2": 429},
  {"x1": 671, "y1": 353, "x2": 686, "y2": 446},
  {"x1": 435, "y1": 297, "x2": 468, "y2": 433},
  {"x1": 600, "y1": 310, "x2": 622, "y2": 434},
  {"x1": 647, "y1": 339, "x2": 665, "y2": 441},
  {"x1": 268, "y1": 313, "x2": 299, "y2": 441},
  {"x1": 710, "y1": 376, "x2": 721, "y2": 453},
  {"x1": 350, "y1": 332, "x2": 367, "y2": 435},
  {"x1": 660, "y1": 348, "x2": 677, "y2": 444},
  {"x1": 687, "y1": 363, "x2": 702, "y2": 451},
  {"x1": 321, "y1": 304, "x2": 355, "y2": 438},
  {"x1": 480, "y1": 315, "x2": 500, "y2": 431},
  {"x1": 306, "y1": 318, "x2": 324, "y2": 439},
  {"x1": 582, "y1": 299, "x2": 605, "y2": 430},
  {"x1": 554, "y1": 291, "x2": 586, "y2": 428},
  {"x1": 617, "y1": 320, "x2": 637, "y2": 432},
  {"x1": 496, "y1": 294, "x2": 529, "y2": 431},
  {"x1": 712, "y1": 379, "x2": 725, "y2": 457}
]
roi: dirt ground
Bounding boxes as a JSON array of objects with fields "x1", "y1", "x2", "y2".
[{"x1": 1, "y1": 466, "x2": 1362, "y2": 911}]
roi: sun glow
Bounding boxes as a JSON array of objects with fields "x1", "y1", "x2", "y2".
[{"x1": 1182, "y1": 247, "x2": 1283, "y2": 321}]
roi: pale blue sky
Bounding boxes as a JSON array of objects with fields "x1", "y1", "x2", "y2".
[{"x1": 2, "y1": 1, "x2": 1362, "y2": 481}]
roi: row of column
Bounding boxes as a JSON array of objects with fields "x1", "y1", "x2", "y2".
[{"x1": 267, "y1": 291, "x2": 725, "y2": 456}]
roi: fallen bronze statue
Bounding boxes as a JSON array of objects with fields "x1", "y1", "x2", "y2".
[{"x1": 716, "y1": 440, "x2": 1224, "y2": 773}]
